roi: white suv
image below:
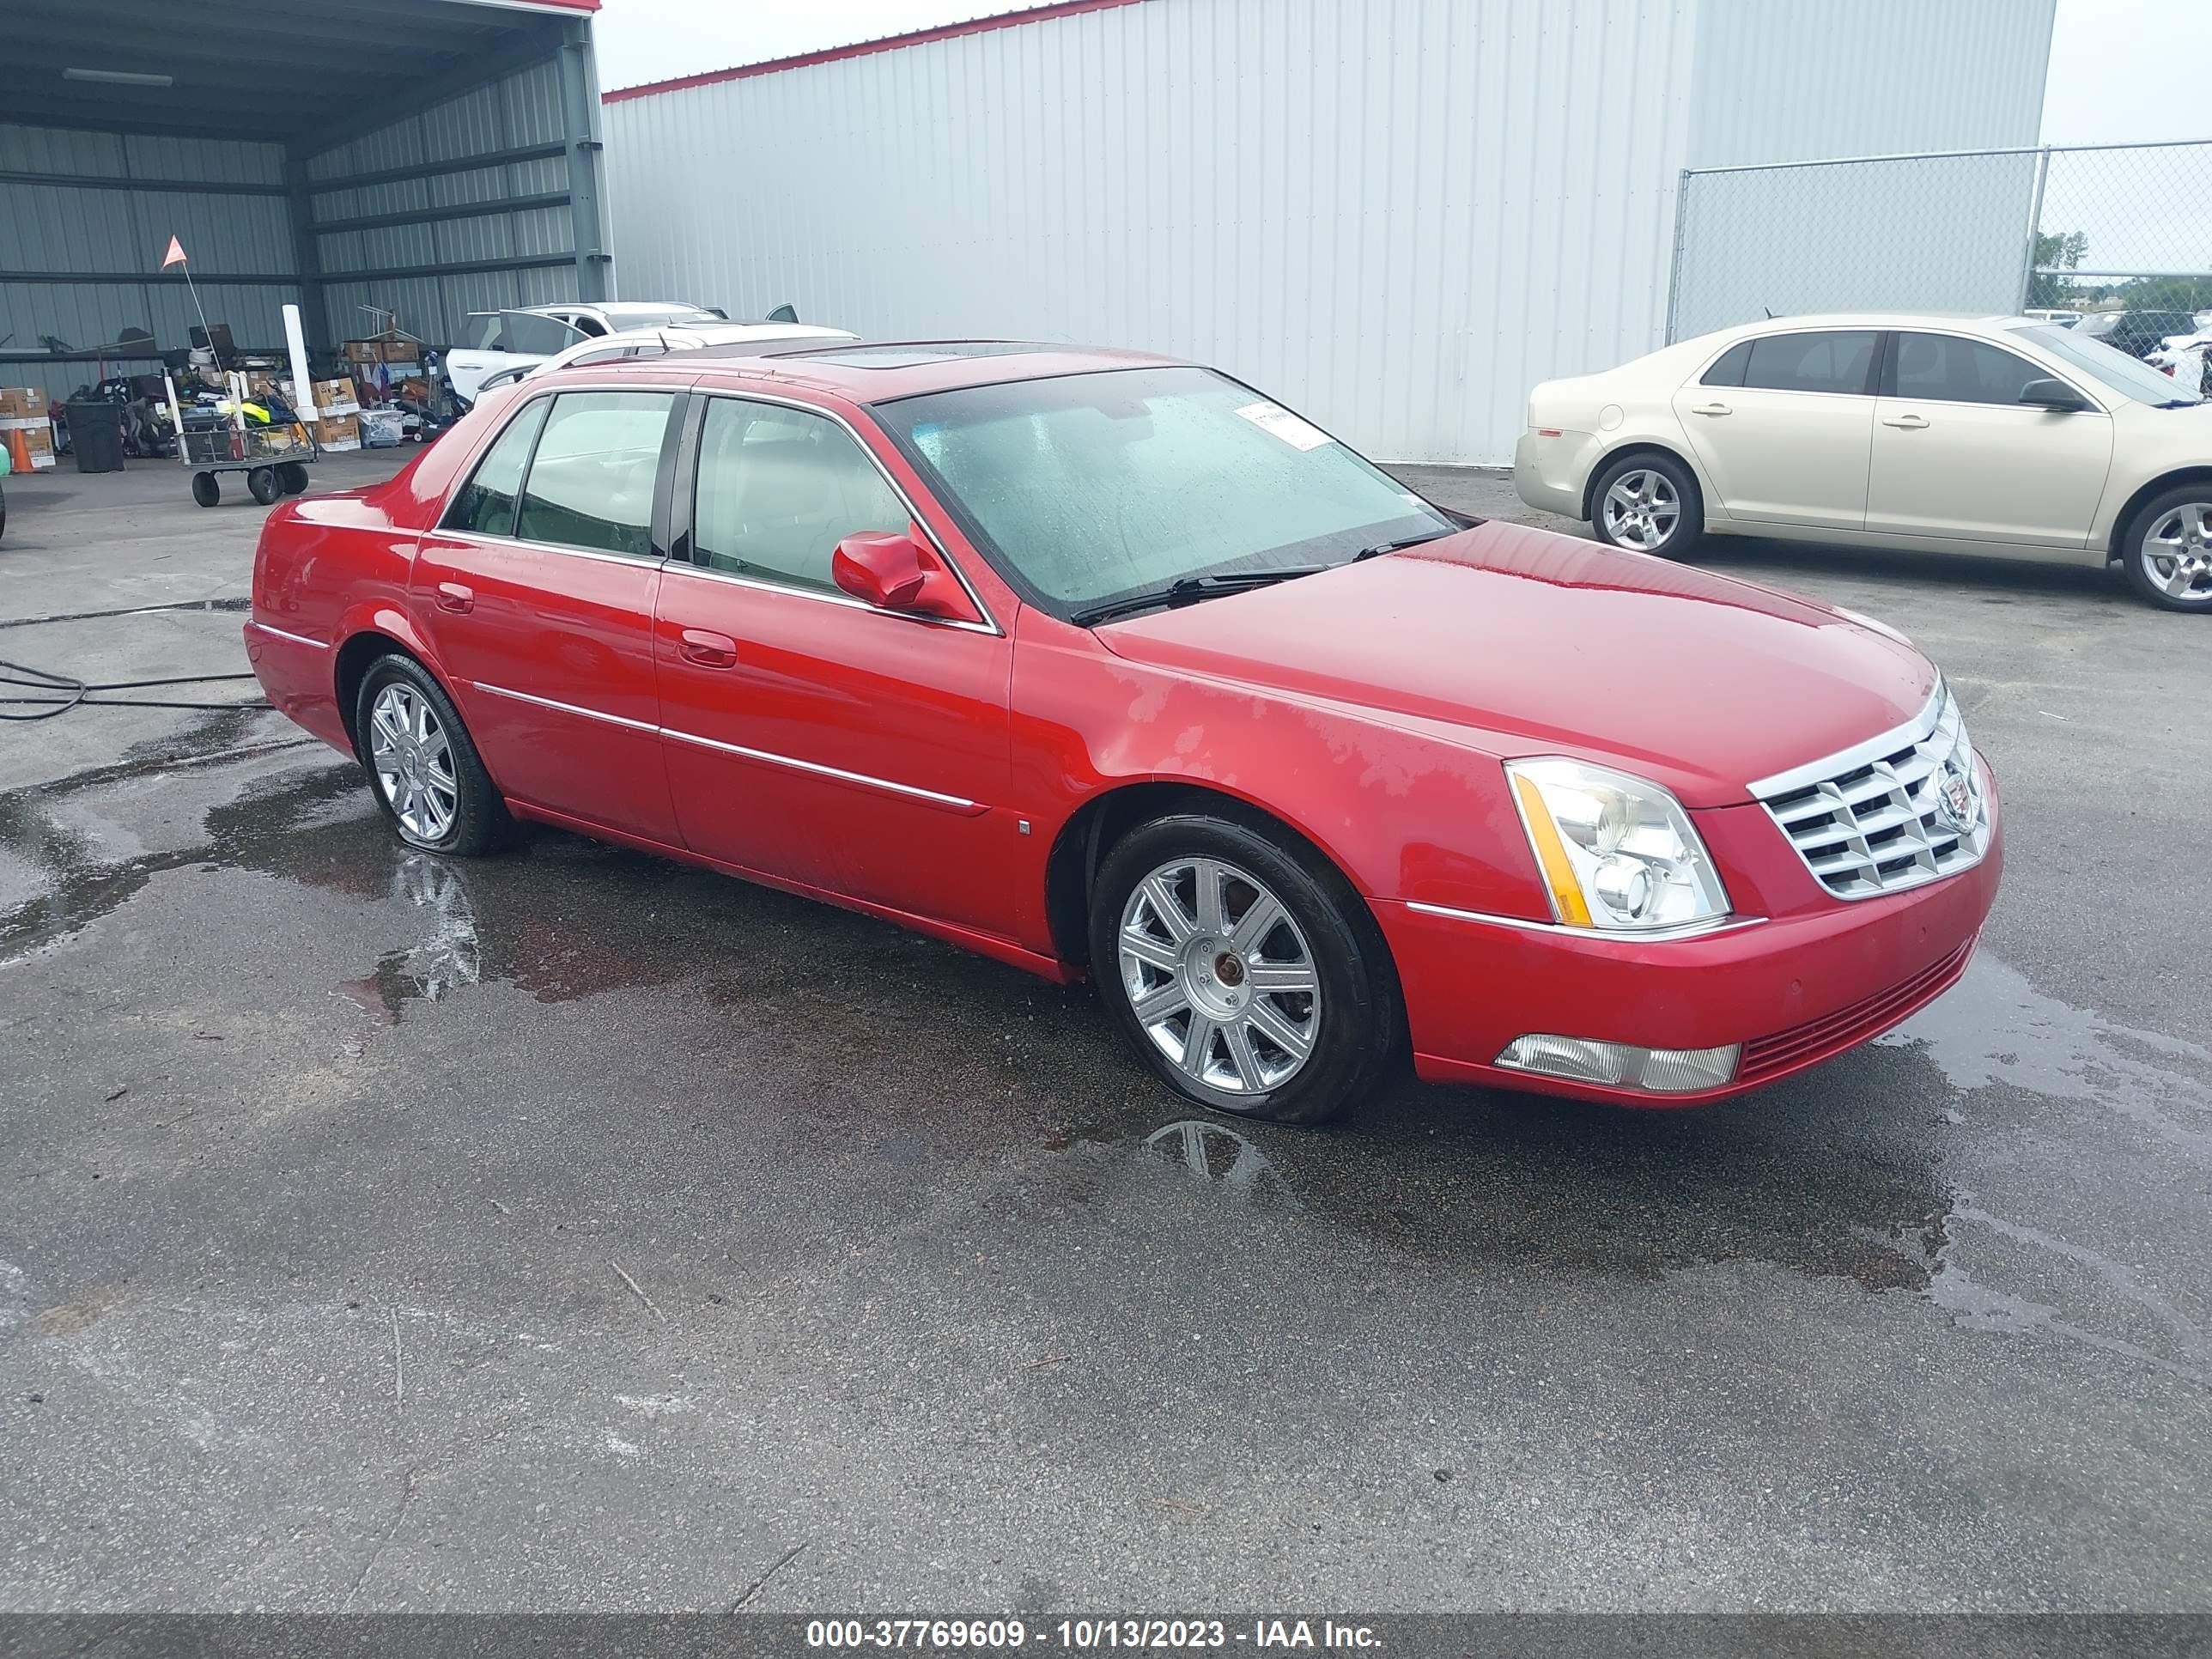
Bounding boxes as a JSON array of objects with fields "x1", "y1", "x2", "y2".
[{"x1": 446, "y1": 302, "x2": 720, "y2": 401}]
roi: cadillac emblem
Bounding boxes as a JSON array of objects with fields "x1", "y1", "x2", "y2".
[{"x1": 1932, "y1": 760, "x2": 1976, "y2": 834}]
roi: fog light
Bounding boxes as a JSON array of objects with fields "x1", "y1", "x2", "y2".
[{"x1": 1495, "y1": 1034, "x2": 1740, "y2": 1094}]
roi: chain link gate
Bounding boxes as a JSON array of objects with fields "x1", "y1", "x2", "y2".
[{"x1": 1667, "y1": 139, "x2": 2212, "y2": 353}]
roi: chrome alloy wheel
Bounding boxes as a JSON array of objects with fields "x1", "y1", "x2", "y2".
[
  {"x1": 1601, "y1": 469, "x2": 1680, "y2": 551},
  {"x1": 1117, "y1": 856, "x2": 1322, "y2": 1096},
  {"x1": 368, "y1": 683, "x2": 459, "y2": 842},
  {"x1": 2140, "y1": 501, "x2": 2212, "y2": 602}
]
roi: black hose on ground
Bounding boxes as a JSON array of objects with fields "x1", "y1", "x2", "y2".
[{"x1": 0, "y1": 659, "x2": 268, "y2": 721}]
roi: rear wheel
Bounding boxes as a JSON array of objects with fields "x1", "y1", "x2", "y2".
[
  {"x1": 247, "y1": 465, "x2": 279, "y2": 506},
  {"x1": 1590, "y1": 451, "x2": 1703, "y2": 557},
  {"x1": 276, "y1": 461, "x2": 309, "y2": 495},
  {"x1": 2122, "y1": 485, "x2": 2212, "y2": 611},
  {"x1": 191, "y1": 471, "x2": 220, "y2": 507},
  {"x1": 353, "y1": 655, "x2": 510, "y2": 855},
  {"x1": 1088, "y1": 812, "x2": 1398, "y2": 1126}
]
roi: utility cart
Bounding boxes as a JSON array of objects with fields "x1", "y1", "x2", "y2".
[{"x1": 166, "y1": 371, "x2": 315, "y2": 507}]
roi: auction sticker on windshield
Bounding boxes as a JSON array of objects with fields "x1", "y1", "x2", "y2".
[{"x1": 1234, "y1": 400, "x2": 1333, "y2": 450}]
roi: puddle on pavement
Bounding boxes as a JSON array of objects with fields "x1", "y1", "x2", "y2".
[{"x1": 5, "y1": 715, "x2": 2209, "y2": 1389}]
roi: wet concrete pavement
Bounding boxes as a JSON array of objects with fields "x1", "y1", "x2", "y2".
[{"x1": 2, "y1": 455, "x2": 2208, "y2": 1610}]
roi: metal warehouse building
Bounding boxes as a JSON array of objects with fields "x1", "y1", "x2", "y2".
[
  {"x1": 605, "y1": 0, "x2": 2057, "y2": 465},
  {"x1": 0, "y1": 0, "x2": 611, "y2": 408}
]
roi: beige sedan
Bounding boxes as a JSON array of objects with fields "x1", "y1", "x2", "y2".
[{"x1": 1515, "y1": 313, "x2": 2212, "y2": 611}]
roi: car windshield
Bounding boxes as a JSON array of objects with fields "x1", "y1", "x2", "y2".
[
  {"x1": 872, "y1": 365, "x2": 1454, "y2": 613},
  {"x1": 2014, "y1": 323, "x2": 2203, "y2": 404}
]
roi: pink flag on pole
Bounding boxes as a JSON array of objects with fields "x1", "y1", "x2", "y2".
[{"x1": 161, "y1": 235, "x2": 187, "y2": 268}]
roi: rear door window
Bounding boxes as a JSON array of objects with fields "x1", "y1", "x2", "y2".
[
  {"x1": 1742, "y1": 331, "x2": 1880, "y2": 395},
  {"x1": 514, "y1": 391, "x2": 675, "y2": 557},
  {"x1": 441, "y1": 397, "x2": 551, "y2": 537}
]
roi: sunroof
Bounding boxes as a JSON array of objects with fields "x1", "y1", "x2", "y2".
[{"x1": 775, "y1": 342, "x2": 1054, "y2": 368}]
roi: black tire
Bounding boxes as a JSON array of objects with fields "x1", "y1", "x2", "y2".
[
  {"x1": 1589, "y1": 449, "x2": 1704, "y2": 557},
  {"x1": 352, "y1": 653, "x2": 511, "y2": 856},
  {"x1": 2119, "y1": 483, "x2": 2212, "y2": 611},
  {"x1": 0, "y1": 482, "x2": 7, "y2": 541},
  {"x1": 191, "y1": 471, "x2": 220, "y2": 507},
  {"x1": 277, "y1": 461, "x2": 309, "y2": 495},
  {"x1": 1087, "y1": 810, "x2": 1401, "y2": 1126},
  {"x1": 247, "y1": 466, "x2": 279, "y2": 506}
]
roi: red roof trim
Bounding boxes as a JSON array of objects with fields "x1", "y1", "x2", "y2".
[{"x1": 603, "y1": 0, "x2": 1146, "y2": 102}]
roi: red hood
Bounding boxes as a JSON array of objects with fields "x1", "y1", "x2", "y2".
[{"x1": 1093, "y1": 521, "x2": 1937, "y2": 807}]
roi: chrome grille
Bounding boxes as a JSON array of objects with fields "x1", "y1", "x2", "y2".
[{"x1": 1748, "y1": 685, "x2": 1991, "y2": 901}]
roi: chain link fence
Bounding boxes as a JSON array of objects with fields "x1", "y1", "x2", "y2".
[{"x1": 1668, "y1": 139, "x2": 2212, "y2": 352}]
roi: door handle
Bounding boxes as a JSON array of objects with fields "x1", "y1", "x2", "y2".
[
  {"x1": 1689, "y1": 402, "x2": 1732, "y2": 416},
  {"x1": 434, "y1": 581, "x2": 474, "y2": 614},
  {"x1": 1882, "y1": 414, "x2": 1929, "y2": 429},
  {"x1": 677, "y1": 627, "x2": 738, "y2": 669}
]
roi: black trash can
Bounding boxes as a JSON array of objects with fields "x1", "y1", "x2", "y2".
[{"x1": 64, "y1": 400, "x2": 124, "y2": 474}]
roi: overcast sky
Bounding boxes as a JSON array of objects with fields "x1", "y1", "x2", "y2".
[{"x1": 594, "y1": 0, "x2": 2212, "y2": 148}]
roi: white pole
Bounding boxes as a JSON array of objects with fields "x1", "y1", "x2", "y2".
[{"x1": 282, "y1": 302, "x2": 319, "y2": 422}]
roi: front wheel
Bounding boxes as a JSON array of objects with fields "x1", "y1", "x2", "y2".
[
  {"x1": 1088, "y1": 812, "x2": 1399, "y2": 1126},
  {"x1": 277, "y1": 461, "x2": 309, "y2": 495},
  {"x1": 2122, "y1": 486, "x2": 2212, "y2": 611},
  {"x1": 247, "y1": 466, "x2": 279, "y2": 506},
  {"x1": 191, "y1": 471, "x2": 220, "y2": 507},
  {"x1": 354, "y1": 655, "x2": 511, "y2": 855},
  {"x1": 1589, "y1": 451, "x2": 1703, "y2": 557}
]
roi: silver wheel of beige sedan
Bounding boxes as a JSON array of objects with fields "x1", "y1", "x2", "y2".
[
  {"x1": 2137, "y1": 500, "x2": 2212, "y2": 606},
  {"x1": 1117, "y1": 855, "x2": 1322, "y2": 1096},
  {"x1": 368, "y1": 682, "x2": 459, "y2": 842},
  {"x1": 1601, "y1": 468, "x2": 1681, "y2": 552}
]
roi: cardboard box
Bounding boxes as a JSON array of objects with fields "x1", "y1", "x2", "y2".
[
  {"x1": 312, "y1": 378, "x2": 361, "y2": 416},
  {"x1": 17, "y1": 424, "x2": 55, "y2": 468},
  {"x1": 313, "y1": 415, "x2": 361, "y2": 453},
  {"x1": 0, "y1": 386, "x2": 46, "y2": 419}
]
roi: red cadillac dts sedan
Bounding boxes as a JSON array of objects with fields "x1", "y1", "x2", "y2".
[{"x1": 246, "y1": 341, "x2": 2001, "y2": 1124}]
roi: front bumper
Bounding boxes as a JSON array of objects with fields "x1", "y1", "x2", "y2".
[{"x1": 1376, "y1": 771, "x2": 2003, "y2": 1108}]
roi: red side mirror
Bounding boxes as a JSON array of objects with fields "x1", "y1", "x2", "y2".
[{"x1": 831, "y1": 528, "x2": 978, "y2": 623}]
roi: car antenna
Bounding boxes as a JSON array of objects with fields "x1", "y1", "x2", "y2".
[{"x1": 1763, "y1": 306, "x2": 1775, "y2": 319}]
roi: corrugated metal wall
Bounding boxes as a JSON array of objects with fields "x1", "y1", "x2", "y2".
[
  {"x1": 0, "y1": 124, "x2": 295, "y2": 406},
  {"x1": 306, "y1": 59, "x2": 583, "y2": 349},
  {"x1": 608, "y1": 0, "x2": 1701, "y2": 465},
  {"x1": 604, "y1": 0, "x2": 2057, "y2": 465},
  {"x1": 1668, "y1": 0, "x2": 2057, "y2": 342},
  {"x1": 1685, "y1": 0, "x2": 2056, "y2": 168}
]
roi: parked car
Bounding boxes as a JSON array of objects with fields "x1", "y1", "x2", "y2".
[
  {"x1": 2077, "y1": 309, "x2": 2198, "y2": 360},
  {"x1": 246, "y1": 343, "x2": 1999, "y2": 1124},
  {"x1": 469, "y1": 320, "x2": 859, "y2": 397},
  {"x1": 1516, "y1": 312, "x2": 2212, "y2": 611},
  {"x1": 2021, "y1": 307, "x2": 2081, "y2": 326},
  {"x1": 2143, "y1": 330, "x2": 2212, "y2": 398},
  {"x1": 444, "y1": 302, "x2": 721, "y2": 402}
]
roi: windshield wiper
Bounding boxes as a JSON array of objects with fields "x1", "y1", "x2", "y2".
[
  {"x1": 1349, "y1": 528, "x2": 1459, "y2": 561},
  {"x1": 1069, "y1": 568, "x2": 1325, "y2": 628}
]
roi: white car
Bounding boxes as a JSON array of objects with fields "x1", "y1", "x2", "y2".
[
  {"x1": 2145, "y1": 331, "x2": 2212, "y2": 399},
  {"x1": 470, "y1": 320, "x2": 859, "y2": 395},
  {"x1": 1515, "y1": 313, "x2": 2212, "y2": 611},
  {"x1": 445, "y1": 301, "x2": 722, "y2": 401}
]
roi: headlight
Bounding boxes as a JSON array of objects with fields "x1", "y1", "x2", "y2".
[{"x1": 1505, "y1": 758, "x2": 1731, "y2": 931}]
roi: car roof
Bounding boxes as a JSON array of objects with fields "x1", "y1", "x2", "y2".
[
  {"x1": 576, "y1": 339, "x2": 1187, "y2": 402},
  {"x1": 1710, "y1": 312, "x2": 2040, "y2": 337}
]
